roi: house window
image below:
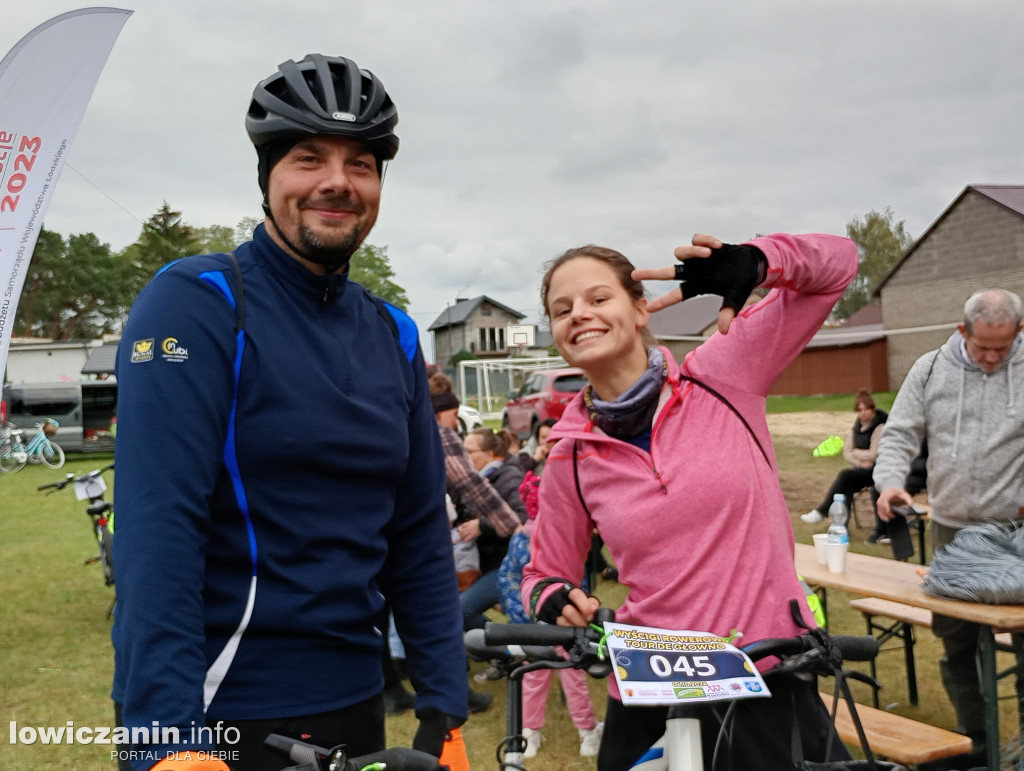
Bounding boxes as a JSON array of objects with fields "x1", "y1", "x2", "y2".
[{"x1": 477, "y1": 327, "x2": 506, "y2": 352}]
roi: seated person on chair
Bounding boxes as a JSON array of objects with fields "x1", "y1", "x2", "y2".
[{"x1": 802, "y1": 389, "x2": 887, "y2": 540}]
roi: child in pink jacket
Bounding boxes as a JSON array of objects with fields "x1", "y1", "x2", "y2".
[
  {"x1": 521, "y1": 233, "x2": 858, "y2": 771},
  {"x1": 496, "y1": 471, "x2": 603, "y2": 759}
]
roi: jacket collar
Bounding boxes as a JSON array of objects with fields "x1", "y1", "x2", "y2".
[
  {"x1": 252, "y1": 223, "x2": 348, "y2": 303},
  {"x1": 551, "y1": 346, "x2": 681, "y2": 442}
]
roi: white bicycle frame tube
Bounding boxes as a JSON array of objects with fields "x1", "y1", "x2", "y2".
[
  {"x1": 665, "y1": 717, "x2": 703, "y2": 771},
  {"x1": 628, "y1": 716, "x2": 703, "y2": 771}
]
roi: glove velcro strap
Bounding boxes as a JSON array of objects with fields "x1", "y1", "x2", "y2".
[{"x1": 529, "y1": 577, "x2": 576, "y2": 623}]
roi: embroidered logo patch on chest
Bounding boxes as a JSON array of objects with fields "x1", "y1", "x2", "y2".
[
  {"x1": 130, "y1": 339, "x2": 154, "y2": 363},
  {"x1": 160, "y1": 337, "x2": 189, "y2": 363}
]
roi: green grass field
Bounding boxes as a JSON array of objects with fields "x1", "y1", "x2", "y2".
[
  {"x1": 765, "y1": 391, "x2": 898, "y2": 414},
  {"x1": 1, "y1": 409, "x2": 1020, "y2": 769}
]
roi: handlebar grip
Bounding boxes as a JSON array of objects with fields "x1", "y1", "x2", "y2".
[
  {"x1": 465, "y1": 628, "x2": 512, "y2": 661},
  {"x1": 465, "y1": 628, "x2": 564, "y2": 665},
  {"x1": 268, "y1": 735, "x2": 442, "y2": 771},
  {"x1": 484, "y1": 621, "x2": 581, "y2": 648},
  {"x1": 830, "y1": 634, "x2": 879, "y2": 662},
  {"x1": 265, "y1": 733, "x2": 331, "y2": 763},
  {"x1": 346, "y1": 748, "x2": 442, "y2": 771}
]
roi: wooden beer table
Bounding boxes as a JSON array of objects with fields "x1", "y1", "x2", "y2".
[{"x1": 794, "y1": 542, "x2": 1024, "y2": 771}]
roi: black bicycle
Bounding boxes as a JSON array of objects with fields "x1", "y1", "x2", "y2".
[
  {"x1": 469, "y1": 601, "x2": 900, "y2": 771},
  {"x1": 39, "y1": 464, "x2": 116, "y2": 614},
  {"x1": 265, "y1": 732, "x2": 443, "y2": 771}
]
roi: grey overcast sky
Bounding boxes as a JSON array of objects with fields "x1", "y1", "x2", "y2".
[{"x1": 6, "y1": 1, "x2": 1024, "y2": 360}]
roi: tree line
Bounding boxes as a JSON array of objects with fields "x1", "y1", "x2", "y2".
[
  {"x1": 13, "y1": 202, "x2": 410, "y2": 340},
  {"x1": 14, "y1": 204, "x2": 908, "y2": 340}
]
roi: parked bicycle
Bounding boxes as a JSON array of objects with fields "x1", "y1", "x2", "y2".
[
  {"x1": 471, "y1": 600, "x2": 896, "y2": 771},
  {"x1": 266, "y1": 732, "x2": 443, "y2": 770},
  {"x1": 0, "y1": 418, "x2": 65, "y2": 472},
  {"x1": 38, "y1": 464, "x2": 116, "y2": 614}
]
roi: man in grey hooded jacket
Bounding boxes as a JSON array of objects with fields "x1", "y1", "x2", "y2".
[{"x1": 874, "y1": 288, "x2": 1024, "y2": 769}]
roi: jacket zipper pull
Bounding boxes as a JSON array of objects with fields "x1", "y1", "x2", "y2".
[
  {"x1": 652, "y1": 466, "x2": 668, "y2": 494},
  {"x1": 322, "y1": 284, "x2": 330, "y2": 303}
]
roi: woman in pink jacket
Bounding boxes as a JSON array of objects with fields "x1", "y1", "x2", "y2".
[{"x1": 521, "y1": 233, "x2": 858, "y2": 771}]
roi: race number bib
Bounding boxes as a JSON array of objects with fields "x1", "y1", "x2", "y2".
[
  {"x1": 74, "y1": 474, "x2": 107, "y2": 501},
  {"x1": 604, "y1": 622, "x2": 770, "y2": 706}
]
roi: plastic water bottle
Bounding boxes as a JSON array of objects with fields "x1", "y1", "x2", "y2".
[{"x1": 826, "y1": 494, "x2": 850, "y2": 545}]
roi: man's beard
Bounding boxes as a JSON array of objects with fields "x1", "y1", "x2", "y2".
[
  {"x1": 296, "y1": 222, "x2": 365, "y2": 267},
  {"x1": 293, "y1": 194, "x2": 371, "y2": 267}
]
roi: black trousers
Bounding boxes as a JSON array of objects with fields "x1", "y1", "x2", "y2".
[
  {"x1": 815, "y1": 466, "x2": 876, "y2": 518},
  {"x1": 115, "y1": 695, "x2": 385, "y2": 771},
  {"x1": 597, "y1": 673, "x2": 850, "y2": 771}
]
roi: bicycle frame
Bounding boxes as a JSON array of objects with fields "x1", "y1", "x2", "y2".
[
  {"x1": 25, "y1": 428, "x2": 49, "y2": 456},
  {"x1": 38, "y1": 464, "x2": 116, "y2": 615},
  {"x1": 468, "y1": 611, "x2": 615, "y2": 770},
  {"x1": 627, "y1": 715, "x2": 701, "y2": 771},
  {"x1": 5, "y1": 419, "x2": 66, "y2": 470}
]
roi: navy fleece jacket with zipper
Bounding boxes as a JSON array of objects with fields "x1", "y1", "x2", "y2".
[{"x1": 111, "y1": 224, "x2": 466, "y2": 766}]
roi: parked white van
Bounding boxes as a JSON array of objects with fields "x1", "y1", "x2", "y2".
[{"x1": 1, "y1": 381, "x2": 117, "y2": 453}]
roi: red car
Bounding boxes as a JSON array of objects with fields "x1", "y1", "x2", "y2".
[{"x1": 501, "y1": 367, "x2": 588, "y2": 439}]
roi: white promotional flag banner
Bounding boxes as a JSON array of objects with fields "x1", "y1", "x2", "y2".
[{"x1": 0, "y1": 7, "x2": 132, "y2": 376}]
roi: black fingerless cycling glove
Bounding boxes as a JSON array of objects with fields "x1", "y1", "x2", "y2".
[
  {"x1": 535, "y1": 585, "x2": 573, "y2": 624},
  {"x1": 676, "y1": 243, "x2": 767, "y2": 314}
]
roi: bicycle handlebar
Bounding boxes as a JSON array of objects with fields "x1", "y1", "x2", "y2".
[
  {"x1": 267, "y1": 733, "x2": 442, "y2": 771},
  {"x1": 37, "y1": 475, "x2": 74, "y2": 492},
  {"x1": 741, "y1": 633, "x2": 878, "y2": 663},
  {"x1": 37, "y1": 463, "x2": 115, "y2": 492},
  {"x1": 482, "y1": 610, "x2": 879, "y2": 670}
]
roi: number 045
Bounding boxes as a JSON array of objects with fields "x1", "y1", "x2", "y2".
[{"x1": 649, "y1": 654, "x2": 716, "y2": 678}]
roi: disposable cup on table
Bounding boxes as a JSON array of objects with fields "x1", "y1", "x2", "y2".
[
  {"x1": 812, "y1": 533, "x2": 828, "y2": 564},
  {"x1": 825, "y1": 542, "x2": 848, "y2": 573}
]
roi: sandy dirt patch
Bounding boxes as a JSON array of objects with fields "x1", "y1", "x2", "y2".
[
  {"x1": 767, "y1": 411, "x2": 854, "y2": 517},
  {"x1": 767, "y1": 410, "x2": 850, "y2": 445}
]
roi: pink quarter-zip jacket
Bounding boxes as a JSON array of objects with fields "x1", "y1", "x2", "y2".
[{"x1": 522, "y1": 233, "x2": 858, "y2": 694}]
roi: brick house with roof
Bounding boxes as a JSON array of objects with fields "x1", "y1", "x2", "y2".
[
  {"x1": 427, "y1": 295, "x2": 526, "y2": 367},
  {"x1": 875, "y1": 184, "x2": 1024, "y2": 387}
]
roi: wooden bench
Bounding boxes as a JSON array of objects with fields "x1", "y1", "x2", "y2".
[
  {"x1": 850, "y1": 597, "x2": 1015, "y2": 707},
  {"x1": 821, "y1": 690, "x2": 974, "y2": 766}
]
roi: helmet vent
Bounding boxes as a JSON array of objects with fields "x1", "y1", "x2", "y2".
[{"x1": 246, "y1": 54, "x2": 399, "y2": 162}]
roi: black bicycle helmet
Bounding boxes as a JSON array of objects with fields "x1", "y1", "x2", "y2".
[{"x1": 246, "y1": 54, "x2": 399, "y2": 194}]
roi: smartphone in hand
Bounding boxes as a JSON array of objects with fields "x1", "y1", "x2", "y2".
[{"x1": 888, "y1": 505, "x2": 920, "y2": 561}]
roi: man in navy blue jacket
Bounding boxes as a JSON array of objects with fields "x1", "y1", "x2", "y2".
[{"x1": 112, "y1": 54, "x2": 466, "y2": 771}]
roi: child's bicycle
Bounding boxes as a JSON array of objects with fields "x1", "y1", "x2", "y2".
[
  {"x1": 472, "y1": 600, "x2": 903, "y2": 771},
  {"x1": 0, "y1": 418, "x2": 65, "y2": 471},
  {"x1": 38, "y1": 464, "x2": 116, "y2": 615},
  {"x1": 265, "y1": 731, "x2": 443, "y2": 770}
]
